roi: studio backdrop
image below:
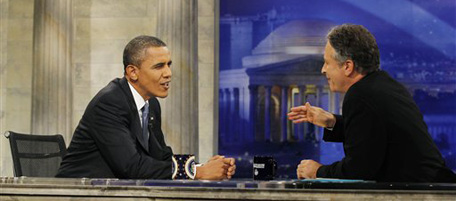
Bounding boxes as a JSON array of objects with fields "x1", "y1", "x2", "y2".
[{"x1": 218, "y1": 0, "x2": 456, "y2": 178}]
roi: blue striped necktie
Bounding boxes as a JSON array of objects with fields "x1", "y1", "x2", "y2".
[{"x1": 141, "y1": 102, "x2": 149, "y2": 148}]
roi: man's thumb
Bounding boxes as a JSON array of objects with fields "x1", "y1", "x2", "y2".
[{"x1": 305, "y1": 102, "x2": 311, "y2": 108}]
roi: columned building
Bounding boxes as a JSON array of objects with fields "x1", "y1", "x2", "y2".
[{"x1": 219, "y1": 20, "x2": 341, "y2": 145}]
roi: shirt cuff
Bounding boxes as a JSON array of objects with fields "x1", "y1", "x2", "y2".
[
  {"x1": 325, "y1": 115, "x2": 336, "y2": 131},
  {"x1": 192, "y1": 164, "x2": 203, "y2": 180}
]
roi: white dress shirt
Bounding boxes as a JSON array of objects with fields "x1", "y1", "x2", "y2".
[{"x1": 127, "y1": 82, "x2": 148, "y2": 128}]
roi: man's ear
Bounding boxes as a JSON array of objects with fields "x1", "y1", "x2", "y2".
[
  {"x1": 344, "y1": 59, "x2": 355, "y2": 76},
  {"x1": 125, "y1": 65, "x2": 139, "y2": 81}
]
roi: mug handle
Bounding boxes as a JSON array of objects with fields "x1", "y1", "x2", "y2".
[{"x1": 273, "y1": 160, "x2": 277, "y2": 177}]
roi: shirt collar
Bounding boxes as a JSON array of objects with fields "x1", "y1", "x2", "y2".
[{"x1": 127, "y1": 81, "x2": 147, "y2": 111}]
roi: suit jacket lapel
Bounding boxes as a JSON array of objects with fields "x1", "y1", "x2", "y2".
[
  {"x1": 119, "y1": 77, "x2": 150, "y2": 154},
  {"x1": 148, "y1": 105, "x2": 163, "y2": 153}
]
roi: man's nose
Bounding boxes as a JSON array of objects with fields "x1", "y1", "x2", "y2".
[
  {"x1": 163, "y1": 66, "x2": 172, "y2": 78},
  {"x1": 321, "y1": 65, "x2": 326, "y2": 74}
]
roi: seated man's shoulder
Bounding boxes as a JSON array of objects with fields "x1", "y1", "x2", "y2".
[
  {"x1": 89, "y1": 78, "x2": 129, "y2": 107},
  {"x1": 347, "y1": 85, "x2": 377, "y2": 102},
  {"x1": 99, "y1": 78, "x2": 123, "y2": 93}
]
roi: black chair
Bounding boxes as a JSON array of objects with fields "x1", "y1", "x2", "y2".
[{"x1": 4, "y1": 131, "x2": 67, "y2": 177}]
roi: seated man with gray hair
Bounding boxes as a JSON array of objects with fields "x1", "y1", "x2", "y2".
[{"x1": 289, "y1": 24, "x2": 456, "y2": 182}]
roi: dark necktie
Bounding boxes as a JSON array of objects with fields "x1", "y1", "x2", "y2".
[{"x1": 141, "y1": 102, "x2": 149, "y2": 148}]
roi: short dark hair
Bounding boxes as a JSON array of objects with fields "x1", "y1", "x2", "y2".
[
  {"x1": 327, "y1": 24, "x2": 380, "y2": 74},
  {"x1": 123, "y1": 35, "x2": 167, "y2": 73}
]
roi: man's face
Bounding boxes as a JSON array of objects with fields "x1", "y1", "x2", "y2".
[
  {"x1": 135, "y1": 46, "x2": 172, "y2": 99},
  {"x1": 321, "y1": 42, "x2": 347, "y2": 93}
]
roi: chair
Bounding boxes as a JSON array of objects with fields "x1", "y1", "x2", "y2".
[{"x1": 4, "y1": 131, "x2": 67, "y2": 177}]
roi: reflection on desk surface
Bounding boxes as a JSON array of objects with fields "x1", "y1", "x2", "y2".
[{"x1": 1, "y1": 177, "x2": 455, "y2": 190}]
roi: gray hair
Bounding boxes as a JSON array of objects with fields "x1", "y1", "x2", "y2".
[{"x1": 327, "y1": 24, "x2": 380, "y2": 74}]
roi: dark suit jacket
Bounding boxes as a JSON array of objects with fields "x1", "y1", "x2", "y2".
[
  {"x1": 317, "y1": 70, "x2": 456, "y2": 182},
  {"x1": 56, "y1": 77, "x2": 173, "y2": 179}
]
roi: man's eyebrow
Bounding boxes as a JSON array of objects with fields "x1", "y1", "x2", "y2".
[
  {"x1": 152, "y1": 60, "x2": 172, "y2": 68},
  {"x1": 153, "y1": 62, "x2": 166, "y2": 67}
]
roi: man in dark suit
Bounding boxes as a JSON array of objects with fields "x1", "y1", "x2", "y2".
[
  {"x1": 288, "y1": 24, "x2": 456, "y2": 182},
  {"x1": 57, "y1": 35, "x2": 235, "y2": 180}
]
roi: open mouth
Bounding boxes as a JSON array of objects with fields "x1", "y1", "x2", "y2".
[{"x1": 161, "y1": 81, "x2": 171, "y2": 89}]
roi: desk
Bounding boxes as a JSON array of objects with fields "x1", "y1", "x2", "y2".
[{"x1": 1, "y1": 177, "x2": 455, "y2": 200}]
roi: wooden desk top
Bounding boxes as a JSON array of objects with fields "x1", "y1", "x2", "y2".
[{"x1": 1, "y1": 177, "x2": 455, "y2": 201}]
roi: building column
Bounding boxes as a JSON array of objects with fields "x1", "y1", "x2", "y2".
[
  {"x1": 197, "y1": 0, "x2": 217, "y2": 162},
  {"x1": 248, "y1": 85, "x2": 257, "y2": 142},
  {"x1": 329, "y1": 90, "x2": 336, "y2": 114},
  {"x1": 233, "y1": 88, "x2": 240, "y2": 142},
  {"x1": 315, "y1": 85, "x2": 324, "y2": 140},
  {"x1": 31, "y1": 0, "x2": 73, "y2": 141},
  {"x1": 0, "y1": 0, "x2": 9, "y2": 177},
  {"x1": 240, "y1": 87, "x2": 247, "y2": 142},
  {"x1": 335, "y1": 93, "x2": 342, "y2": 114},
  {"x1": 219, "y1": 89, "x2": 225, "y2": 144},
  {"x1": 280, "y1": 86, "x2": 289, "y2": 142},
  {"x1": 0, "y1": 0, "x2": 7, "y2": 136},
  {"x1": 156, "y1": 0, "x2": 198, "y2": 154},
  {"x1": 296, "y1": 85, "x2": 307, "y2": 141},
  {"x1": 225, "y1": 88, "x2": 232, "y2": 143},
  {"x1": 264, "y1": 86, "x2": 272, "y2": 141}
]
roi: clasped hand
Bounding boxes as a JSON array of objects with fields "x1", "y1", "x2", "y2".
[
  {"x1": 297, "y1": 159, "x2": 322, "y2": 179},
  {"x1": 195, "y1": 155, "x2": 236, "y2": 180}
]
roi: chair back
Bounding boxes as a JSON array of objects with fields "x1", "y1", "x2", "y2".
[{"x1": 4, "y1": 131, "x2": 67, "y2": 177}]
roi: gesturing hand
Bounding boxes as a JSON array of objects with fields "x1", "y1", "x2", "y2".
[{"x1": 287, "y1": 102, "x2": 336, "y2": 128}]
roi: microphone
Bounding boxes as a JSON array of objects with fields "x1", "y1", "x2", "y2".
[{"x1": 148, "y1": 115, "x2": 154, "y2": 129}]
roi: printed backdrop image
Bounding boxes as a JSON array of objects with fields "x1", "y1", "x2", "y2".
[{"x1": 218, "y1": 0, "x2": 456, "y2": 179}]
